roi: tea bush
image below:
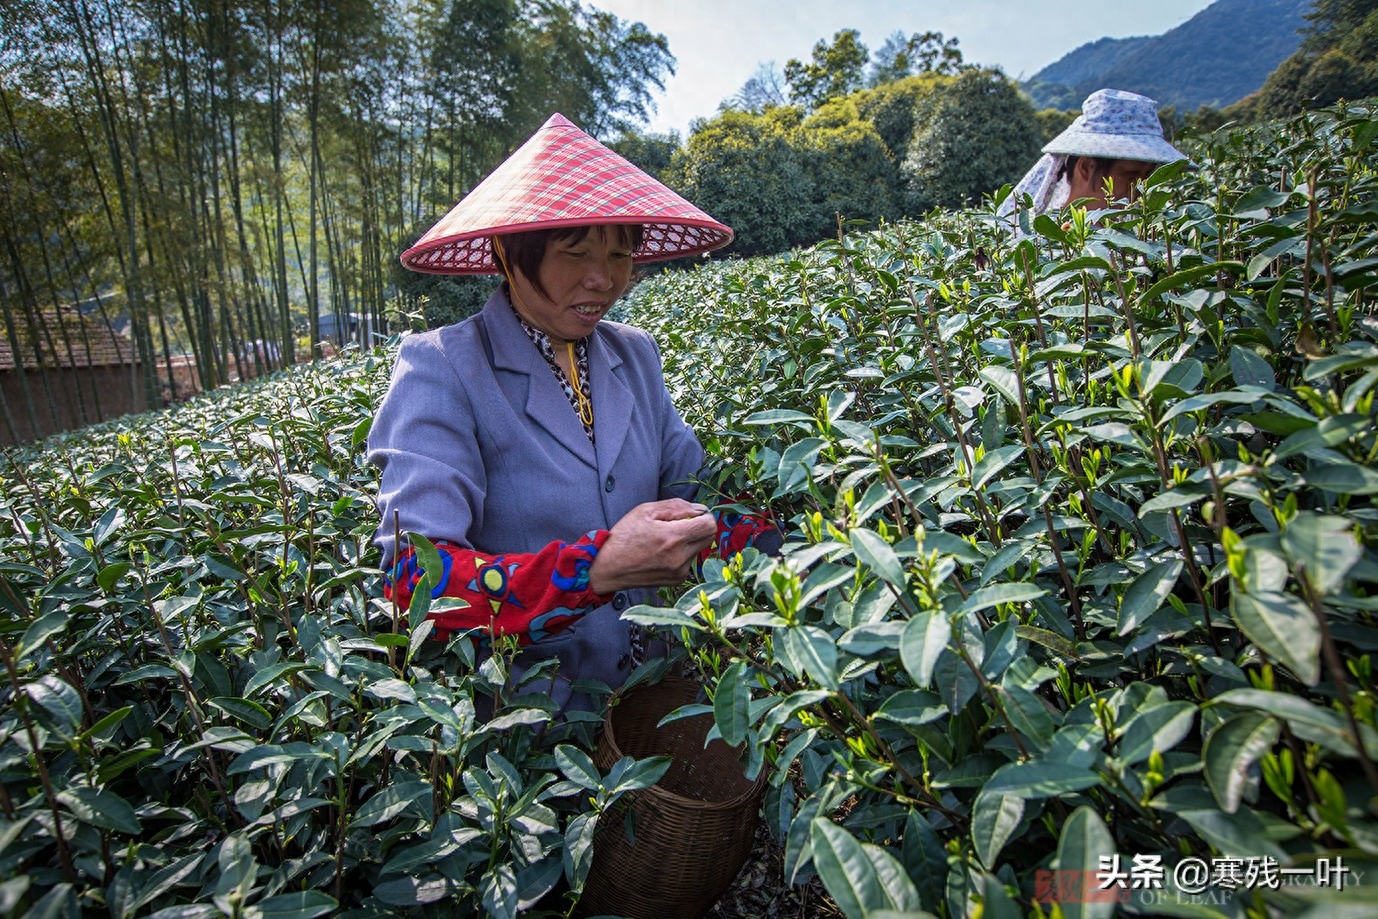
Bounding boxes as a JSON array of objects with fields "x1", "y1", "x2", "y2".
[
  {"x1": 2, "y1": 103, "x2": 1377, "y2": 918},
  {"x1": 622, "y1": 102, "x2": 1378, "y2": 918},
  {"x1": 0, "y1": 357, "x2": 672, "y2": 916}
]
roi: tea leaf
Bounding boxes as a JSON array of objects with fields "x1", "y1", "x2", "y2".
[
  {"x1": 1053, "y1": 807, "x2": 1117, "y2": 919},
  {"x1": 985, "y1": 762, "x2": 1101, "y2": 799},
  {"x1": 554, "y1": 745, "x2": 600, "y2": 791},
  {"x1": 781, "y1": 625, "x2": 839, "y2": 689},
  {"x1": 1116, "y1": 701, "x2": 1196, "y2": 766},
  {"x1": 900, "y1": 611, "x2": 951, "y2": 689},
  {"x1": 971, "y1": 790, "x2": 1024, "y2": 867},
  {"x1": 58, "y1": 787, "x2": 142, "y2": 834},
  {"x1": 1204, "y1": 712, "x2": 1282, "y2": 813},
  {"x1": 809, "y1": 818, "x2": 921, "y2": 916},
  {"x1": 251, "y1": 891, "x2": 337, "y2": 919},
  {"x1": 1229, "y1": 346, "x2": 1276, "y2": 391},
  {"x1": 714, "y1": 660, "x2": 751, "y2": 747},
  {"x1": 1117, "y1": 559, "x2": 1183, "y2": 636},
  {"x1": 25, "y1": 675, "x2": 82, "y2": 738},
  {"x1": 1231, "y1": 592, "x2": 1321, "y2": 686},
  {"x1": 350, "y1": 781, "x2": 431, "y2": 828},
  {"x1": 18, "y1": 611, "x2": 66, "y2": 661},
  {"x1": 960, "y1": 582, "x2": 1046, "y2": 616},
  {"x1": 1280, "y1": 511, "x2": 1361, "y2": 594}
]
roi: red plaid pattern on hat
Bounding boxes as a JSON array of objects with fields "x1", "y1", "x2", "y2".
[{"x1": 402, "y1": 114, "x2": 733, "y2": 274}]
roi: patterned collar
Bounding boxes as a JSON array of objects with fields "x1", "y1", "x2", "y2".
[{"x1": 509, "y1": 300, "x2": 595, "y2": 444}]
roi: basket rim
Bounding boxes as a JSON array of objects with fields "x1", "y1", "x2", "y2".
[{"x1": 600, "y1": 678, "x2": 767, "y2": 811}]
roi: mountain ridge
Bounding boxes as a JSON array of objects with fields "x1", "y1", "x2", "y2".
[{"x1": 1023, "y1": 0, "x2": 1311, "y2": 111}]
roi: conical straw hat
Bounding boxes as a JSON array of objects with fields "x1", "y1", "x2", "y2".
[{"x1": 401, "y1": 113, "x2": 733, "y2": 274}]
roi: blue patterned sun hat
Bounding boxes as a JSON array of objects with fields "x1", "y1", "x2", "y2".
[{"x1": 1043, "y1": 88, "x2": 1186, "y2": 163}]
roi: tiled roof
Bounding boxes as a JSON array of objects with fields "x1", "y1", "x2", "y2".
[{"x1": 0, "y1": 308, "x2": 137, "y2": 370}]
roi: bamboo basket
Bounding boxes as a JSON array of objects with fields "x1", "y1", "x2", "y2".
[{"x1": 578, "y1": 678, "x2": 766, "y2": 919}]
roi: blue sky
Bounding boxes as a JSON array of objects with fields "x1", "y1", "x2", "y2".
[{"x1": 586, "y1": 0, "x2": 1221, "y2": 136}]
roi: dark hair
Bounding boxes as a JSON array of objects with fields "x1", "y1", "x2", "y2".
[
  {"x1": 1056, "y1": 155, "x2": 1118, "y2": 183},
  {"x1": 493, "y1": 224, "x2": 643, "y2": 299}
]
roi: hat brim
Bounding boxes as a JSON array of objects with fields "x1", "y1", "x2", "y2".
[
  {"x1": 401, "y1": 217, "x2": 733, "y2": 274},
  {"x1": 1043, "y1": 129, "x2": 1186, "y2": 163},
  {"x1": 400, "y1": 113, "x2": 734, "y2": 275}
]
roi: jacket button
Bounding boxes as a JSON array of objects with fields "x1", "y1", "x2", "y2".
[
  {"x1": 612, "y1": 592, "x2": 628, "y2": 611},
  {"x1": 604, "y1": 474, "x2": 615, "y2": 492}
]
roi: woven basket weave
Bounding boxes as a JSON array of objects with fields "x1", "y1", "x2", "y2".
[{"x1": 579, "y1": 678, "x2": 765, "y2": 919}]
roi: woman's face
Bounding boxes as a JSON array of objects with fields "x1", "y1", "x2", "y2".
[
  {"x1": 508, "y1": 227, "x2": 634, "y2": 346},
  {"x1": 1070, "y1": 157, "x2": 1158, "y2": 209}
]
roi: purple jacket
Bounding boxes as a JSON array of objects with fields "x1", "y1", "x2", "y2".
[{"x1": 367, "y1": 289, "x2": 704, "y2": 708}]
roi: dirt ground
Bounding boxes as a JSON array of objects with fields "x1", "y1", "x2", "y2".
[{"x1": 705, "y1": 823, "x2": 840, "y2": 918}]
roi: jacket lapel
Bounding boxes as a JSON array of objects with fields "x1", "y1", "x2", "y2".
[
  {"x1": 482, "y1": 292, "x2": 597, "y2": 469},
  {"x1": 590, "y1": 332, "x2": 631, "y2": 483}
]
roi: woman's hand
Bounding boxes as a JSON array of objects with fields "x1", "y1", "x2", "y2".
[{"x1": 588, "y1": 498, "x2": 717, "y2": 595}]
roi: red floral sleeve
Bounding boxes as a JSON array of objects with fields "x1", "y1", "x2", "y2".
[
  {"x1": 700, "y1": 505, "x2": 783, "y2": 565},
  {"x1": 384, "y1": 530, "x2": 612, "y2": 644},
  {"x1": 386, "y1": 510, "x2": 781, "y2": 644}
]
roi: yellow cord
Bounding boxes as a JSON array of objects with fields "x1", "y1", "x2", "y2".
[
  {"x1": 493, "y1": 237, "x2": 594, "y2": 429},
  {"x1": 567, "y1": 341, "x2": 594, "y2": 427}
]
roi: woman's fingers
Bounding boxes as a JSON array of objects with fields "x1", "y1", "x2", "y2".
[{"x1": 588, "y1": 499, "x2": 717, "y2": 594}]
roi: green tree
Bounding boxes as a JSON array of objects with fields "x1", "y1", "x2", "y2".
[
  {"x1": 607, "y1": 130, "x2": 681, "y2": 180},
  {"x1": 665, "y1": 108, "x2": 815, "y2": 258},
  {"x1": 1034, "y1": 107, "x2": 1076, "y2": 145},
  {"x1": 518, "y1": 1, "x2": 674, "y2": 139},
  {"x1": 784, "y1": 29, "x2": 868, "y2": 109},
  {"x1": 797, "y1": 100, "x2": 898, "y2": 238},
  {"x1": 1251, "y1": 0, "x2": 1378, "y2": 117},
  {"x1": 0, "y1": 0, "x2": 680, "y2": 448},
  {"x1": 1303, "y1": 0, "x2": 1378, "y2": 51},
  {"x1": 852, "y1": 72, "x2": 948, "y2": 161},
  {"x1": 868, "y1": 29, "x2": 964, "y2": 86},
  {"x1": 901, "y1": 69, "x2": 1042, "y2": 212},
  {"x1": 727, "y1": 62, "x2": 788, "y2": 113}
]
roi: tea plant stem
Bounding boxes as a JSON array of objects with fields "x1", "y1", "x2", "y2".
[
  {"x1": 955, "y1": 647, "x2": 1031, "y2": 761},
  {"x1": 168, "y1": 444, "x2": 187, "y2": 526},
  {"x1": 390, "y1": 510, "x2": 402, "y2": 669},
  {"x1": 3, "y1": 498, "x2": 38, "y2": 562},
  {"x1": 1320, "y1": 225, "x2": 1338, "y2": 337},
  {"x1": 333, "y1": 765, "x2": 358, "y2": 902},
  {"x1": 0, "y1": 639, "x2": 78, "y2": 884},
  {"x1": 1106, "y1": 252, "x2": 1142, "y2": 360},
  {"x1": 1144, "y1": 415, "x2": 1221, "y2": 654},
  {"x1": 5, "y1": 454, "x2": 59, "y2": 569},
  {"x1": 1297, "y1": 565, "x2": 1378, "y2": 794},
  {"x1": 146, "y1": 583, "x2": 239, "y2": 825},
  {"x1": 305, "y1": 499, "x2": 317, "y2": 617},
  {"x1": 876, "y1": 450, "x2": 923, "y2": 537},
  {"x1": 0, "y1": 573, "x2": 27, "y2": 620},
  {"x1": 828, "y1": 689, "x2": 965, "y2": 825},
  {"x1": 1018, "y1": 253, "x2": 1062, "y2": 404},
  {"x1": 1011, "y1": 350, "x2": 1085, "y2": 633},
  {"x1": 1194, "y1": 438, "x2": 1231, "y2": 611},
  {"x1": 914, "y1": 292, "x2": 1003, "y2": 547},
  {"x1": 266, "y1": 433, "x2": 298, "y2": 621},
  {"x1": 1081, "y1": 276, "x2": 1093, "y2": 375},
  {"x1": 1176, "y1": 518, "x2": 1218, "y2": 652},
  {"x1": 1061, "y1": 440, "x2": 1115, "y2": 558},
  {"x1": 1301, "y1": 166, "x2": 1340, "y2": 341},
  {"x1": 1284, "y1": 729, "x2": 1324, "y2": 822}
]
